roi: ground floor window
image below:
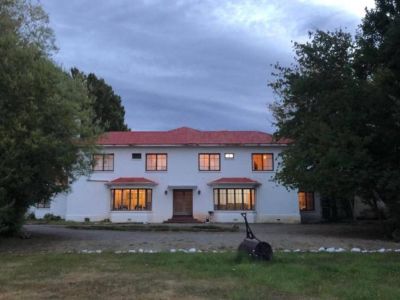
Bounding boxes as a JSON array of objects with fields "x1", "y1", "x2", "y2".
[
  {"x1": 36, "y1": 199, "x2": 50, "y2": 208},
  {"x1": 111, "y1": 189, "x2": 152, "y2": 211},
  {"x1": 298, "y1": 191, "x2": 315, "y2": 211},
  {"x1": 213, "y1": 188, "x2": 255, "y2": 210}
]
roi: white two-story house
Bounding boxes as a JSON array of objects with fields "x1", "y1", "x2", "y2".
[{"x1": 32, "y1": 127, "x2": 322, "y2": 223}]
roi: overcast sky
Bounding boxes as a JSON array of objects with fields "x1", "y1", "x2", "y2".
[{"x1": 41, "y1": 0, "x2": 374, "y2": 132}]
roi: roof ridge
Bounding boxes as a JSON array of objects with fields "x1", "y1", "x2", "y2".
[
  {"x1": 168, "y1": 126, "x2": 201, "y2": 132},
  {"x1": 104, "y1": 128, "x2": 273, "y2": 134}
]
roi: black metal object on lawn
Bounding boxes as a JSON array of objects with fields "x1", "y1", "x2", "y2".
[{"x1": 238, "y1": 213, "x2": 273, "y2": 261}]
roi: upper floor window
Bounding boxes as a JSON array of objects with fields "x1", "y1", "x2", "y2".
[
  {"x1": 146, "y1": 153, "x2": 167, "y2": 171},
  {"x1": 132, "y1": 153, "x2": 142, "y2": 159},
  {"x1": 36, "y1": 199, "x2": 50, "y2": 209},
  {"x1": 199, "y1": 153, "x2": 220, "y2": 171},
  {"x1": 252, "y1": 153, "x2": 273, "y2": 171},
  {"x1": 298, "y1": 192, "x2": 315, "y2": 211},
  {"x1": 224, "y1": 153, "x2": 234, "y2": 159},
  {"x1": 93, "y1": 153, "x2": 114, "y2": 171}
]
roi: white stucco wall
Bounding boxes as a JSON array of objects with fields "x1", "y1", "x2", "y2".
[
  {"x1": 65, "y1": 177, "x2": 110, "y2": 222},
  {"x1": 32, "y1": 145, "x2": 302, "y2": 223}
]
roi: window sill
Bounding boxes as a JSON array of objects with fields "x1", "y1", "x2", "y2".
[
  {"x1": 111, "y1": 210, "x2": 152, "y2": 213},
  {"x1": 213, "y1": 210, "x2": 256, "y2": 213}
]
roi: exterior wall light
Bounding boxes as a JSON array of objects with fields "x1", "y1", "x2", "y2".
[
  {"x1": 198, "y1": 190, "x2": 201, "y2": 195},
  {"x1": 164, "y1": 190, "x2": 168, "y2": 195}
]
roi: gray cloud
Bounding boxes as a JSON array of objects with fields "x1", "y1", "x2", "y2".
[{"x1": 42, "y1": 0, "x2": 365, "y2": 132}]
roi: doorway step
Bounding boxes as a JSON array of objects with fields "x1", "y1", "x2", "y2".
[{"x1": 164, "y1": 216, "x2": 202, "y2": 223}]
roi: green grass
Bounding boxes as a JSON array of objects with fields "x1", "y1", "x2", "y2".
[
  {"x1": 25, "y1": 219, "x2": 91, "y2": 226},
  {"x1": 0, "y1": 252, "x2": 399, "y2": 299},
  {"x1": 26, "y1": 219, "x2": 239, "y2": 232}
]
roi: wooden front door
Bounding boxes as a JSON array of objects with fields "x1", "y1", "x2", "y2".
[{"x1": 173, "y1": 189, "x2": 193, "y2": 216}]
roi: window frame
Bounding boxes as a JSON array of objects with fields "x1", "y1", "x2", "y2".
[
  {"x1": 145, "y1": 153, "x2": 168, "y2": 171},
  {"x1": 251, "y1": 153, "x2": 274, "y2": 171},
  {"x1": 198, "y1": 153, "x2": 221, "y2": 171},
  {"x1": 213, "y1": 188, "x2": 255, "y2": 211},
  {"x1": 36, "y1": 199, "x2": 50, "y2": 209},
  {"x1": 132, "y1": 153, "x2": 142, "y2": 159},
  {"x1": 92, "y1": 153, "x2": 114, "y2": 171},
  {"x1": 111, "y1": 188, "x2": 152, "y2": 211},
  {"x1": 298, "y1": 191, "x2": 315, "y2": 211}
]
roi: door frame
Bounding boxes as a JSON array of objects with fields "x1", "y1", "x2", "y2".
[{"x1": 173, "y1": 189, "x2": 193, "y2": 217}]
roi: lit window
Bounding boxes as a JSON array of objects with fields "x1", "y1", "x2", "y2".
[
  {"x1": 93, "y1": 154, "x2": 114, "y2": 171},
  {"x1": 122, "y1": 189, "x2": 130, "y2": 210},
  {"x1": 227, "y1": 189, "x2": 235, "y2": 209},
  {"x1": 112, "y1": 189, "x2": 152, "y2": 211},
  {"x1": 298, "y1": 192, "x2": 315, "y2": 211},
  {"x1": 224, "y1": 153, "x2": 234, "y2": 159},
  {"x1": 252, "y1": 153, "x2": 273, "y2": 171},
  {"x1": 213, "y1": 188, "x2": 255, "y2": 210},
  {"x1": 146, "y1": 154, "x2": 167, "y2": 171},
  {"x1": 199, "y1": 153, "x2": 220, "y2": 171}
]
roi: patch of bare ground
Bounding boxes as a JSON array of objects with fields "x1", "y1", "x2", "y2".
[{"x1": 0, "y1": 269, "x2": 288, "y2": 300}]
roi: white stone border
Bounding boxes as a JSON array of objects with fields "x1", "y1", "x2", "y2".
[
  {"x1": 71, "y1": 247, "x2": 400, "y2": 254},
  {"x1": 283, "y1": 247, "x2": 400, "y2": 253}
]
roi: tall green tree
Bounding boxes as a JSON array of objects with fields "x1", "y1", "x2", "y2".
[
  {"x1": 355, "y1": 0, "x2": 400, "y2": 230},
  {"x1": 269, "y1": 30, "x2": 369, "y2": 217},
  {"x1": 0, "y1": 0, "x2": 98, "y2": 235},
  {"x1": 269, "y1": 0, "x2": 400, "y2": 237},
  {"x1": 0, "y1": 0, "x2": 56, "y2": 54},
  {"x1": 71, "y1": 68, "x2": 129, "y2": 132}
]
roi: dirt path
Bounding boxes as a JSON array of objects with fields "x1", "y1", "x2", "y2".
[{"x1": 0, "y1": 223, "x2": 398, "y2": 253}]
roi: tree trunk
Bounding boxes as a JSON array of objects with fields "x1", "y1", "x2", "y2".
[
  {"x1": 372, "y1": 190, "x2": 384, "y2": 223},
  {"x1": 371, "y1": 189, "x2": 388, "y2": 237},
  {"x1": 348, "y1": 196, "x2": 356, "y2": 222}
]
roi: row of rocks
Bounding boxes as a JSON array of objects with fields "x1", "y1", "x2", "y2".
[
  {"x1": 75, "y1": 247, "x2": 400, "y2": 254},
  {"x1": 77, "y1": 248, "x2": 224, "y2": 254},
  {"x1": 283, "y1": 247, "x2": 400, "y2": 253}
]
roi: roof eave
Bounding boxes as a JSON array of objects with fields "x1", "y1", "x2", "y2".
[
  {"x1": 97, "y1": 143, "x2": 288, "y2": 147},
  {"x1": 207, "y1": 181, "x2": 261, "y2": 186},
  {"x1": 105, "y1": 182, "x2": 158, "y2": 187}
]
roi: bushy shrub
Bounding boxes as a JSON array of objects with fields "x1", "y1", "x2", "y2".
[
  {"x1": 26, "y1": 212, "x2": 36, "y2": 220},
  {"x1": 43, "y1": 213, "x2": 62, "y2": 221}
]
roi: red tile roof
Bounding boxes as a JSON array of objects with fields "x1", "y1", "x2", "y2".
[
  {"x1": 107, "y1": 177, "x2": 157, "y2": 186},
  {"x1": 98, "y1": 127, "x2": 288, "y2": 146},
  {"x1": 208, "y1": 177, "x2": 261, "y2": 186}
]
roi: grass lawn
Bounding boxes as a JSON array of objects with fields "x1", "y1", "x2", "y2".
[
  {"x1": 26, "y1": 220, "x2": 239, "y2": 232},
  {"x1": 0, "y1": 252, "x2": 399, "y2": 299}
]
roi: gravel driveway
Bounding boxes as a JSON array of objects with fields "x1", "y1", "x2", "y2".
[{"x1": 0, "y1": 223, "x2": 398, "y2": 253}]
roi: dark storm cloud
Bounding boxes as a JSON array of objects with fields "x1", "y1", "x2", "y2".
[{"x1": 41, "y1": 0, "x2": 367, "y2": 132}]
